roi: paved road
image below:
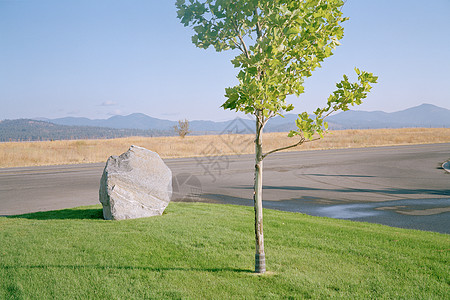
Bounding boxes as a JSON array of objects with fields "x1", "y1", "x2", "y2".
[{"x1": 1, "y1": 143, "x2": 449, "y2": 233}]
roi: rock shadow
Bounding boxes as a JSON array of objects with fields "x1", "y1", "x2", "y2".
[{"x1": 7, "y1": 208, "x2": 103, "y2": 220}]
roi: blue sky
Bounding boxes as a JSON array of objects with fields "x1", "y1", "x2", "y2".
[{"x1": 1, "y1": 0, "x2": 449, "y2": 121}]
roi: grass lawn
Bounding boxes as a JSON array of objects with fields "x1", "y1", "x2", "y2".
[{"x1": 0, "y1": 202, "x2": 448, "y2": 299}]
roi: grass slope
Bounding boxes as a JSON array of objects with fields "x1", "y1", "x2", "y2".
[{"x1": 0, "y1": 203, "x2": 449, "y2": 299}]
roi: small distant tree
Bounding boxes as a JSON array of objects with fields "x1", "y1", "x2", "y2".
[
  {"x1": 174, "y1": 119, "x2": 191, "y2": 138},
  {"x1": 177, "y1": 0, "x2": 377, "y2": 273}
]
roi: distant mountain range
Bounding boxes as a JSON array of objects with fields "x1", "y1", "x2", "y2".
[
  {"x1": 260, "y1": 103, "x2": 450, "y2": 132},
  {"x1": 38, "y1": 103, "x2": 450, "y2": 131},
  {"x1": 1, "y1": 104, "x2": 449, "y2": 142},
  {"x1": 327, "y1": 103, "x2": 450, "y2": 130},
  {"x1": 36, "y1": 114, "x2": 243, "y2": 132},
  {"x1": 0, "y1": 119, "x2": 173, "y2": 142}
]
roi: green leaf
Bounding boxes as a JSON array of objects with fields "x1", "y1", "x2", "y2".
[
  {"x1": 288, "y1": 130, "x2": 297, "y2": 137},
  {"x1": 247, "y1": 67, "x2": 258, "y2": 76}
]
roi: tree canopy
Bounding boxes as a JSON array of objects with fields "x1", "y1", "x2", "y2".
[{"x1": 177, "y1": 0, "x2": 377, "y2": 142}]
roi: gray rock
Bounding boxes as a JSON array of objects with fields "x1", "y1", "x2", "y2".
[{"x1": 99, "y1": 145, "x2": 172, "y2": 220}]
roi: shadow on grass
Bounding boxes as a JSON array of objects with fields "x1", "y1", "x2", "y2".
[
  {"x1": 6, "y1": 208, "x2": 103, "y2": 220},
  {"x1": 1, "y1": 264, "x2": 253, "y2": 274}
]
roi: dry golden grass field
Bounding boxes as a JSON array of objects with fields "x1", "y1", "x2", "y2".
[{"x1": 1, "y1": 128, "x2": 449, "y2": 168}]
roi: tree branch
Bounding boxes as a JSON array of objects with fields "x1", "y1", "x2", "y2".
[
  {"x1": 262, "y1": 137, "x2": 306, "y2": 159},
  {"x1": 233, "y1": 39, "x2": 245, "y2": 53},
  {"x1": 232, "y1": 20, "x2": 250, "y2": 59},
  {"x1": 266, "y1": 111, "x2": 276, "y2": 119},
  {"x1": 262, "y1": 136, "x2": 324, "y2": 159}
]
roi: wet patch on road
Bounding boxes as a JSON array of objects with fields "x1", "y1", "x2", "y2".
[
  {"x1": 376, "y1": 205, "x2": 450, "y2": 216},
  {"x1": 291, "y1": 197, "x2": 450, "y2": 234},
  {"x1": 193, "y1": 194, "x2": 450, "y2": 233}
]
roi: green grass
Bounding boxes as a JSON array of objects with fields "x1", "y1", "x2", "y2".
[{"x1": 0, "y1": 203, "x2": 448, "y2": 299}]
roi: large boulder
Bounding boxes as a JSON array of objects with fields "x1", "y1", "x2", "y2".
[{"x1": 99, "y1": 145, "x2": 172, "y2": 220}]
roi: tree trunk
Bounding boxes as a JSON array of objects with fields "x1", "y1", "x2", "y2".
[{"x1": 254, "y1": 113, "x2": 266, "y2": 274}]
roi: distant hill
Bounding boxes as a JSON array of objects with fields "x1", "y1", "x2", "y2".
[
  {"x1": 266, "y1": 103, "x2": 450, "y2": 131},
  {"x1": 2, "y1": 103, "x2": 448, "y2": 141},
  {"x1": 325, "y1": 104, "x2": 450, "y2": 129},
  {"x1": 0, "y1": 119, "x2": 173, "y2": 142},
  {"x1": 38, "y1": 113, "x2": 177, "y2": 131},
  {"x1": 38, "y1": 113, "x2": 254, "y2": 133},
  {"x1": 37, "y1": 104, "x2": 449, "y2": 133}
]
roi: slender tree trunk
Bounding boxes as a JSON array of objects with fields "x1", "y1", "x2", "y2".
[{"x1": 254, "y1": 112, "x2": 265, "y2": 273}]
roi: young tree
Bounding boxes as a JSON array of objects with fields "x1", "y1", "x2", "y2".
[
  {"x1": 174, "y1": 119, "x2": 191, "y2": 138},
  {"x1": 176, "y1": 0, "x2": 377, "y2": 273}
]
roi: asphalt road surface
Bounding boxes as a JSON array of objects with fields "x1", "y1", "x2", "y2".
[{"x1": 1, "y1": 143, "x2": 449, "y2": 233}]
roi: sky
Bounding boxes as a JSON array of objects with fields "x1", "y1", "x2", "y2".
[{"x1": 1, "y1": 0, "x2": 449, "y2": 121}]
